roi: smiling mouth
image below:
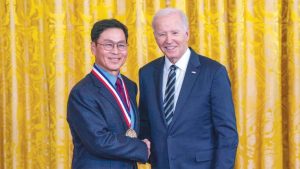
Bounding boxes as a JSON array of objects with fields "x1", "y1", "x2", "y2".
[
  {"x1": 164, "y1": 46, "x2": 176, "y2": 51},
  {"x1": 109, "y1": 57, "x2": 121, "y2": 62}
]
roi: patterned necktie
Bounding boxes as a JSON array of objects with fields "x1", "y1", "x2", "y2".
[
  {"x1": 164, "y1": 65, "x2": 177, "y2": 126},
  {"x1": 116, "y1": 77, "x2": 130, "y2": 112}
]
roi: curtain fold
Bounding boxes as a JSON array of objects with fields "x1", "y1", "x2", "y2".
[{"x1": 0, "y1": 0, "x2": 299, "y2": 168}]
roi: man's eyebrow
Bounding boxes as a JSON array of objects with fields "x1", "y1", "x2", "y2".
[{"x1": 101, "y1": 39, "x2": 127, "y2": 43}]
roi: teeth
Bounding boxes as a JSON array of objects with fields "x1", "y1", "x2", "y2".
[
  {"x1": 165, "y1": 46, "x2": 175, "y2": 50},
  {"x1": 110, "y1": 58, "x2": 120, "y2": 61}
]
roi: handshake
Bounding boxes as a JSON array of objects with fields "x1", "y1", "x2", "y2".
[
  {"x1": 125, "y1": 129, "x2": 150, "y2": 159},
  {"x1": 142, "y1": 139, "x2": 151, "y2": 159}
]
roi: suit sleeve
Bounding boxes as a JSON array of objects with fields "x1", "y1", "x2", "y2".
[
  {"x1": 210, "y1": 66, "x2": 239, "y2": 169},
  {"x1": 138, "y1": 70, "x2": 151, "y2": 140},
  {"x1": 67, "y1": 86, "x2": 148, "y2": 163}
]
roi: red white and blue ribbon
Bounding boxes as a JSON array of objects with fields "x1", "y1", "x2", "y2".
[{"x1": 91, "y1": 66, "x2": 132, "y2": 128}]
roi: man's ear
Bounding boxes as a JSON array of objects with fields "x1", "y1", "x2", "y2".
[
  {"x1": 185, "y1": 30, "x2": 190, "y2": 40},
  {"x1": 91, "y1": 42, "x2": 96, "y2": 55}
]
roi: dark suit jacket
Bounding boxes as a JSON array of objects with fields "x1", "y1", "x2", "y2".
[
  {"x1": 139, "y1": 48, "x2": 238, "y2": 169},
  {"x1": 67, "y1": 72, "x2": 148, "y2": 169}
]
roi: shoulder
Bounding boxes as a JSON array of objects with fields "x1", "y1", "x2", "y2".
[
  {"x1": 200, "y1": 55, "x2": 225, "y2": 71},
  {"x1": 190, "y1": 49, "x2": 226, "y2": 72},
  {"x1": 69, "y1": 73, "x2": 96, "y2": 97},
  {"x1": 139, "y1": 56, "x2": 164, "y2": 73},
  {"x1": 187, "y1": 48, "x2": 229, "y2": 81},
  {"x1": 192, "y1": 49, "x2": 223, "y2": 68}
]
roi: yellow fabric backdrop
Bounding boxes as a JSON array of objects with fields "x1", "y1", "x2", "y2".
[{"x1": 0, "y1": 0, "x2": 299, "y2": 168}]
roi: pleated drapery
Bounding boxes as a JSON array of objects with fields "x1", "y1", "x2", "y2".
[{"x1": 0, "y1": 0, "x2": 299, "y2": 169}]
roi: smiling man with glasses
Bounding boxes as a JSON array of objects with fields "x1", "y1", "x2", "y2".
[{"x1": 67, "y1": 19, "x2": 150, "y2": 169}]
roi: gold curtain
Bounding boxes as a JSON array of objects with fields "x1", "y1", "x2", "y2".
[{"x1": 0, "y1": 0, "x2": 299, "y2": 168}]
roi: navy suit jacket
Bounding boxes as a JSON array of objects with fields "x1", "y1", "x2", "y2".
[
  {"x1": 67, "y1": 72, "x2": 148, "y2": 169},
  {"x1": 139, "y1": 48, "x2": 238, "y2": 169}
]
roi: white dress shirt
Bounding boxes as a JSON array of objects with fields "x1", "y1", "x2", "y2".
[{"x1": 162, "y1": 48, "x2": 191, "y2": 108}]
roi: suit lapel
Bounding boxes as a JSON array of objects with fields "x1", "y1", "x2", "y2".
[
  {"x1": 154, "y1": 58, "x2": 167, "y2": 127},
  {"x1": 130, "y1": 99, "x2": 139, "y2": 131},
  {"x1": 168, "y1": 50, "x2": 201, "y2": 130},
  {"x1": 122, "y1": 77, "x2": 139, "y2": 132},
  {"x1": 89, "y1": 73, "x2": 128, "y2": 130}
]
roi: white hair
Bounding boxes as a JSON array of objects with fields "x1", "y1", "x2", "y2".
[{"x1": 152, "y1": 8, "x2": 189, "y2": 31}]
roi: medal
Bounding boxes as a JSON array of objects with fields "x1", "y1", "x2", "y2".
[
  {"x1": 92, "y1": 65, "x2": 132, "y2": 128},
  {"x1": 125, "y1": 129, "x2": 137, "y2": 138}
]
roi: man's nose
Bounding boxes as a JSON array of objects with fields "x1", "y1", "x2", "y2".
[
  {"x1": 165, "y1": 34, "x2": 172, "y2": 43},
  {"x1": 111, "y1": 44, "x2": 119, "y2": 54}
]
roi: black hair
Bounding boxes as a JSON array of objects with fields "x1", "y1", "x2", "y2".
[{"x1": 91, "y1": 19, "x2": 128, "y2": 42}]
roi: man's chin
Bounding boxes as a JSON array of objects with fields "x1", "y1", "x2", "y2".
[
  {"x1": 110, "y1": 63, "x2": 122, "y2": 68},
  {"x1": 165, "y1": 55, "x2": 178, "y2": 59},
  {"x1": 164, "y1": 50, "x2": 178, "y2": 57}
]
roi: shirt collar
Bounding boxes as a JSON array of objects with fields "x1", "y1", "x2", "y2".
[{"x1": 94, "y1": 63, "x2": 121, "y2": 86}]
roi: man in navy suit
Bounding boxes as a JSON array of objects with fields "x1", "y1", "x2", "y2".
[
  {"x1": 139, "y1": 8, "x2": 238, "y2": 169},
  {"x1": 67, "y1": 19, "x2": 150, "y2": 169}
]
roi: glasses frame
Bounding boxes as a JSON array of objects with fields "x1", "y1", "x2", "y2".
[{"x1": 96, "y1": 42, "x2": 128, "y2": 51}]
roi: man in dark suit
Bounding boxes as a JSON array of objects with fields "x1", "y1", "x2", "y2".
[
  {"x1": 67, "y1": 19, "x2": 150, "y2": 169},
  {"x1": 139, "y1": 8, "x2": 238, "y2": 169}
]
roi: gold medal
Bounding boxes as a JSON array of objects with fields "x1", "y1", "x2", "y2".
[{"x1": 125, "y1": 129, "x2": 137, "y2": 138}]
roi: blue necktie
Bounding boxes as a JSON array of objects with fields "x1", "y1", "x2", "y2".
[{"x1": 164, "y1": 65, "x2": 177, "y2": 126}]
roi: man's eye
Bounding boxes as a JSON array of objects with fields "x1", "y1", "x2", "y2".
[
  {"x1": 156, "y1": 33, "x2": 165, "y2": 37},
  {"x1": 118, "y1": 44, "x2": 126, "y2": 48},
  {"x1": 104, "y1": 43, "x2": 113, "y2": 47}
]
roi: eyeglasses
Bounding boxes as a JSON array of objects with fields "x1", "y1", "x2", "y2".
[{"x1": 96, "y1": 42, "x2": 128, "y2": 51}]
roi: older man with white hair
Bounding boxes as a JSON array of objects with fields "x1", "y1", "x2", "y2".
[{"x1": 139, "y1": 8, "x2": 238, "y2": 169}]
